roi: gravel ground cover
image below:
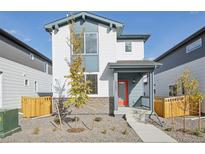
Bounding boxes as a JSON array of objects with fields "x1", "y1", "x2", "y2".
[
  {"x1": 0, "y1": 102, "x2": 142, "y2": 143},
  {"x1": 146, "y1": 115, "x2": 205, "y2": 142}
]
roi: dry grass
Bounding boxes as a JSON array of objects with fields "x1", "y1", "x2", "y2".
[
  {"x1": 164, "y1": 127, "x2": 173, "y2": 132},
  {"x1": 101, "y1": 129, "x2": 107, "y2": 134},
  {"x1": 110, "y1": 126, "x2": 116, "y2": 131},
  {"x1": 122, "y1": 129, "x2": 129, "y2": 135},
  {"x1": 67, "y1": 128, "x2": 85, "y2": 133},
  {"x1": 33, "y1": 127, "x2": 40, "y2": 135},
  {"x1": 94, "y1": 117, "x2": 103, "y2": 122}
]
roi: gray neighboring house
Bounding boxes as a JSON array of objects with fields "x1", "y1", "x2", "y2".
[
  {"x1": 153, "y1": 26, "x2": 205, "y2": 114},
  {"x1": 0, "y1": 28, "x2": 52, "y2": 109}
]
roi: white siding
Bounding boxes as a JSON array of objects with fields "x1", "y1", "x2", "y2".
[
  {"x1": 98, "y1": 24, "x2": 117, "y2": 97},
  {"x1": 0, "y1": 56, "x2": 52, "y2": 108},
  {"x1": 51, "y1": 22, "x2": 145, "y2": 98},
  {"x1": 155, "y1": 56, "x2": 205, "y2": 113},
  {"x1": 116, "y1": 40, "x2": 144, "y2": 60},
  {"x1": 52, "y1": 25, "x2": 71, "y2": 98}
]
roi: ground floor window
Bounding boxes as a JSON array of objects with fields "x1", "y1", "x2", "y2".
[
  {"x1": 85, "y1": 74, "x2": 98, "y2": 94},
  {"x1": 169, "y1": 85, "x2": 177, "y2": 96}
]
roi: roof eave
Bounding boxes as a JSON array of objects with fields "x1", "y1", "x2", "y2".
[{"x1": 44, "y1": 11, "x2": 124, "y2": 33}]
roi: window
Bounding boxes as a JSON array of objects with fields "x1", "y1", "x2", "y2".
[
  {"x1": 72, "y1": 32, "x2": 98, "y2": 55},
  {"x1": 85, "y1": 33, "x2": 98, "y2": 54},
  {"x1": 125, "y1": 41, "x2": 132, "y2": 52},
  {"x1": 24, "y1": 79, "x2": 29, "y2": 86},
  {"x1": 85, "y1": 74, "x2": 98, "y2": 94},
  {"x1": 169, "y1": 85, "x2": 177, "y2": 96},
  {"x1": 73, "y1": 34, "x2": 84, "y2": 54},
  {"x1": 34, "y1": 81, "x2": 38, "y2": 92},
  {"x1": 29, "y1": 53, "x2": 35, "y2": 60},
  {"x1": 186, "y1": 38, "x2": 202, "y2": 53},
  {"x1": 44, "y1": 62, "x2": 48, "y2": 73}
]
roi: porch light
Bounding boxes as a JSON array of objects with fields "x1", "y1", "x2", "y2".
[{"x1": 132, "y1": 78, "x2": 136, "y2": 84}]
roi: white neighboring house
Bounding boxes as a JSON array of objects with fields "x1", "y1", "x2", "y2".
[
  {"x1": 154, "y1": 27, "x2": 205, "y2": 114},
  {"x1": 0, "y1": 28, "x2": 52, "y2": 109},
  {"x1": 45, "y1": 12, "x2": 160, "y2": 114}
]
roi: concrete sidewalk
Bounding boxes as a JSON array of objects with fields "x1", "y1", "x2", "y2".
[{"x1": 126, "y1": 113, "x2": 177, "y2": 143}]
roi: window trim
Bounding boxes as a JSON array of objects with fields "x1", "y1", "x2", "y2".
[
  {"x1": 34, "y1": 81, "x2": 38, "y2": 92},
  {"x1": 72, "y1": 32, "x2": 99, "y2": 56},
  {"x1": 29, "y1": 53, "x2": 35, "y2": 60},
  {"x1": 84, "y1": 73, "x2": 98, "y2": 95},
  {"x1": 24, "y1": 79, "x2": 29, "y2": 87},
  {"x1": 125, "y1": 41, "x2": 132, "y2": 52},
  {"x1": 186, "y1": 38, "x2": 202, "y2": 53},
  {"x1": 44, "y1": 62, "x2": 49, "y2": 73}
]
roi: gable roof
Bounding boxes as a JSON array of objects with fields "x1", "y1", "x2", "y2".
[
  {"x1": 155, "y1": 26, "x2": 205, "y2": 62},
  {"x1": 0, "y1": 28, "x2": 52, "y2": 64},
  {"x1": 44, "y1": 11, "x2": 124, "y2": 34},
  {"x1": 117, "y1": 34, "x2": 150, "y2": 42}
]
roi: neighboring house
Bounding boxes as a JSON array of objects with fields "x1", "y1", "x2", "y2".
[
  {"x1": 154, "y1": 26, "x2": 205, "y2": 114},
  {"x1": 0, "y1": 28, "x2": 52, "y2": 108},
  {"x1": 45, "y1": 12, "x2": 160, "y2": 114}
]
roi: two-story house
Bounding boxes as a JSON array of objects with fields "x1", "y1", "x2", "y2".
[
  {"x1": 154, "y1": 26, "x2": 205, "y2": 114},
  {"x1": 45, "y1": 12, "x2": 160, "y2": 114},
  {"x1": 0, "y1": 28, "x2": 52, "y2": 109}
]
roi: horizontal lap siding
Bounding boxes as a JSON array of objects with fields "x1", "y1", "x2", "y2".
[
  {"x1": 0, "y1": 57, "x2": 52, "y2": 108},
  {"x1": 155, "y1": 56, "x2": 205, "y2": 113}
]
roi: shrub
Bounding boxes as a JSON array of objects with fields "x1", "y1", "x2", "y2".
[
  {"x1": 110, "y1": 126, "x2": 115, "y2": 131},
  {"x1": 33, "y1": 127, "x2": 40, "y2": 135},
  {"x1": 164, "y1": 127, "x2": 172, "y2": 132},
  {"x1": 94, "y1": 117, "x2": 102, "y2": 122},
  {"x1": 101, "y1": 129, "x2": 107, "y2": 134},
  {"x1": 122, "y1": 129, "x2": 128, "y2": 135},
  {"x1": 191, "y1": 130, "x2": 203, "y2": 137}
]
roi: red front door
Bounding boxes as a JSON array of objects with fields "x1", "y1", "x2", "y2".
[{"x1": 118, "y1": 80, "x2": 128, "y2": 106}]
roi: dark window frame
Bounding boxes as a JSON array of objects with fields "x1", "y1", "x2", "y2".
[
  {"x1": 85, "y1": 74, "x2": 98, "y2": 94},
  {"x1": 125, "y1": 41, "x2": 132, "y2": 52}
]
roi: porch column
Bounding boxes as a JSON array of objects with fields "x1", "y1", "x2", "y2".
[
  {"x1": 149, "y1": 72, "x2": 154, "y2": 112},
  {"x1": 113, "y1": 71, "x2": 118, "y2": 110}
]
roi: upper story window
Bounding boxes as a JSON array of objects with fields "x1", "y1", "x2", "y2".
[
  {"x1": 44, "y1": 62, "x2": 48, "y2": 73},
  {"x1": 85, "y1": 33, "x2": 98, "y2": 54},
  {"x1": 186, "y1": 38, "x2": 202, "y2": 53},
  {"x1": 125, "y1": 41, "x2": 132, "y2": 52},
  {"x1": 72, "y1": 32, "x2": 98, "y2": 55},
  {"x1": 29, "y1": 53, "x2": 35, "y2": 60}
]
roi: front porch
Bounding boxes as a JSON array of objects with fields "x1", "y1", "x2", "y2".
[{"x1": 108, "y1": 60, "x2": 161, "y2": 115}]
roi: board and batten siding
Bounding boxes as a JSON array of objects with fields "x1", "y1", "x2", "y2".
[
  {"x1": 0, "y1": 56, "x2": 52, "y2": 108},
  {"x1": 155, "y1": 56, "x2": 205, "y2": 113}
]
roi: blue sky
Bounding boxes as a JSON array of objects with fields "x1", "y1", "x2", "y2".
[{"x1": 0, "y1": 11, "x2": 205, "y2": 60}]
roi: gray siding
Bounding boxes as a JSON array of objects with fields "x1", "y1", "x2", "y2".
[
  {"x1": 0, "y1": 35, "x2": 52, "y2": 75},
  {"x1": 118, "y1": 73, "x2": 143, "y2": 107},
  {"x1": 155, "y1": 32, "x2": 205, "y2": 74}
]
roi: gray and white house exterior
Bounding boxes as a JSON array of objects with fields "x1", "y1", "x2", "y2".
[
  {"x1": 45, "y1": 12, "x2": 160, "y2": 114},
  {"x1": 154, "y1": 26, "x2": 205, "y2": 114},
  {"x1": 0, "y1": 28, "x2": 52, "y2": 108}
]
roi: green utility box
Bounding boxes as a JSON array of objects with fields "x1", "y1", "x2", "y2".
[{"x1": 0, "y1": 108, "x2": 21, "y2": 138}]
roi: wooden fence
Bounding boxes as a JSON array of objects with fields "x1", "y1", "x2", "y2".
[
  {"x1": 154, "y1": 96, "x2": 199, "y2": 118},
  {"x1": 21, "y1": 96, "x2": 52, "y2": 118}
]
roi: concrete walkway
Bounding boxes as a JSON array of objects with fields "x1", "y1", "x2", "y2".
[{"x1": 115, "y1": 107, "x2": 177, "y2": 143}]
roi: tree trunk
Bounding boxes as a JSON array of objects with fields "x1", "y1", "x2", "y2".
[
  {"x1": 183, "y1": 96, "x2": 187, "y2": 132},
  {"x1": 198, "y1": 101, "x2": 201, "y2": 131}
]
